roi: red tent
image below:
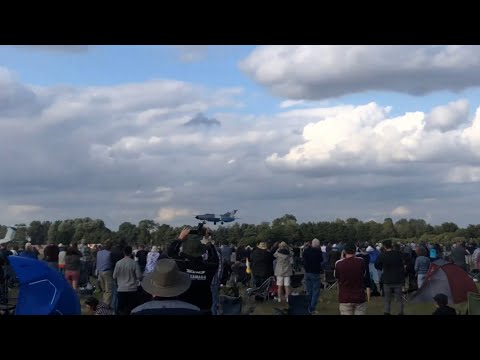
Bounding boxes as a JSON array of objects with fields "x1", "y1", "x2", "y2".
[{"x1": 410, "y1": 259, "x2": 478, "y2": 304}]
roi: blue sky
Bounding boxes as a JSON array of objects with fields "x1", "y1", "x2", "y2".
[{"x1": 2, "y1": 45, "x2": 480, "y2": 229}]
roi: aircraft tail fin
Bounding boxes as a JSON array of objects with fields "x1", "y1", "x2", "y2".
[{"x1": 0, "y1": 226, "x2": 17, "y2": 245}]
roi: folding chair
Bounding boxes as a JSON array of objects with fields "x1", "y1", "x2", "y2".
[
  {"x1": 323, "y1": 270, "x2": 337, "y2": 290},
  {"x1": 246, "y1": 276, "x2": 275, "y2": 301},
  {"x1": 467, "y1": 292, "x2": 480, "y2": 315},
  {"x1": 219, "y1": 295, "x2": 243, "y2": 315}
]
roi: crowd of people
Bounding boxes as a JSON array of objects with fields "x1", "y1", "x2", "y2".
[{"x1": 1, "y1": 229, "x2": 478, "y2": 315}]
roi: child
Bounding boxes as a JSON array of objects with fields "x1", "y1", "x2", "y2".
[{"x1": 432, "y1": 293, "x2": 457, "y2": 315}]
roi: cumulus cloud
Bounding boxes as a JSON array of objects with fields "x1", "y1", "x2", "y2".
[
  {"x1": 240, "y1": 45, "x2": 480, "y2": 100},
  {"x1": 266, "y1": 100, "x2": 480, "y2": 178},
  {"x1": 391, "y1": 206, "x2": 411, "y2": 217},
  {"x1": 4, "y1": 61, "x2": 480, "y2": 228}
]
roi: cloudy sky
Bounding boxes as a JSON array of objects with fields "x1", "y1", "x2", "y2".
[{"x1": 2, "y1": 45, "x2": 480, "y2": 230}]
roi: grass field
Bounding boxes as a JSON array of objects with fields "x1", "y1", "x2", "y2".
[{"x1": 7, "y1": 278, "x2": 477, "y2": 315}]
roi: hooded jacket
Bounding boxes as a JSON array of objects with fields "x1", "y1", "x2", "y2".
[{"x1": 274, "y1": 248, "x2": 293, "y2": 277}]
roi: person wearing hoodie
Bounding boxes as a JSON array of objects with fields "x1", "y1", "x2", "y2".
[{"x1": 274, "y1": 242, "x2": 293, "y2": 303}]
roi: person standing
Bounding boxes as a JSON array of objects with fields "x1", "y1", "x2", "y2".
[
  {"x1": 113, "y1": 246, "x2": 142, "y2": 315},
  {"x1": 96, "y1": 240, "x2": 114, "y2": 306},
  {"x1": 19, "y1": 243, "x2": 38, "y2": 259},
  {"x1": 414, "y1": 247, "x2": 431, "y2": 288},
  {"x1": 110, "y1": 239, "x2": 126, "y2": 313},
  {"x1": 43, "y1": 240, "x2": 60, "y2": 271},
  {"x1": 451, "y1": 241, "x2": 468, "y2": 272},
  {"x1": 250, "y1": 242, "x2": 274, "y2": 288},
  {"x1": 334, "y1": 241, "x2": 367, "y2": 315},
  {"x1": 274, "y1": 242, "x2": 293, "y2": 303},
  {"x1": 375, "y1": 239, "x2": 405, "y2": 315},
  {"x1": 302, "y1": 238, "x2": 323, "y2": 314},
  {"x1": 58, "y1": 244, "x2": 67, "y2": 275},
  {"x1": 135, "y1": 245, "x2": 148, "y2": 274},
  {"x1": 64, "y1": 244, "x2": 82, "y2": 290}
]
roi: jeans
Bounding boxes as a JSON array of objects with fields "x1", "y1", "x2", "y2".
[
  {"x1": 211, "y1": 284, "x2": 220, "y2": 315},
  {"x1": 417, "y1": 273, "x2": 427, "y2": 288},
  {"x1": 383, "y1": 284, "x2": 404, "y2": 314},
  {"x1": 304, "y1": 273, "x2": 321, "y2": 313}
]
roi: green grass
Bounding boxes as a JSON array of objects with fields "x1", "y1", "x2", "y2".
[{"x1": 8, "y1": 279, "x2": 478, "y2": 315}]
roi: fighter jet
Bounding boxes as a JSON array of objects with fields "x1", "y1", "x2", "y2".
[{"x1": 195, "y1": 210, "x2": 238, "y2": 225}]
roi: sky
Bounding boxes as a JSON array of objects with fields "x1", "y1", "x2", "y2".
[{"x1": 2, "y1": 45, "x2": 480, "y2": 230}]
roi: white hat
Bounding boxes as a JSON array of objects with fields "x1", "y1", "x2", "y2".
[
  {"x1": 332, "y1": 244, "x2": 338, "y2": 249},
  {"x1": 366, "y1": 246, "x2": 374, "y2": 252},
  {"x1": 151, "y1": 246, "x2": 159, "y2": 252},
  {"x1": 58, "y1": 243, "x2": 64, "y2": 247}
]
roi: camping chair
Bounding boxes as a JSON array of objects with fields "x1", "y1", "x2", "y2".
[
  {"x1": 273, "y1": 295, "x2": 310, "y2": 315},
  {"x1": 246, "y1": 276, "x2": 275, "y2": 302},
  {"x1": 290, "y1": 274, "x2": 304, "y2": 291},
  {"x1": 219, "y1": 295, "x2": 243, "y2": 315},
  {"x1": 323, "y1": 270, "x2": 337, "y2": 290},
  {"x1": 467, "y1": 292, "x2": 480, "y2": 315}
]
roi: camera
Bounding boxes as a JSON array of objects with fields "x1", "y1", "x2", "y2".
[{"x1": 189, "y1": 222, "x2": 207, "y2": 236}]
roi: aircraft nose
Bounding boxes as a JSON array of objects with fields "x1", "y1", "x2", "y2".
[{"x1": 195, "y1": 216, "x2": 199, "y2": 219}]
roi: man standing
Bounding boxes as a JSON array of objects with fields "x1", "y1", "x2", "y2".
[
  {"x1": 375, "y1": 239, "x2": 405, "y2": 315},
  {"x1": 167, "y1": 227, "x2": 219, "y2": 313},
  {"x1": 113, "y1": 246, "x2": 142, "y2": 315},
  {"x1": 110, "y1": 239, "x2": 126, "y2": 313},
  {"x1": 451, "y1": 240, "x2": 468, "y2": 272},
  {"x1": 334, "y1": 241, "x2": 367, "y2": 315},
  {"x1": 96, "y1": 240, "x2": 114, "y2": 306},
  {"x1": 302, "y1": 238, "x2": 323, "y2": 314},
  {"x1": 43, "y1": 240, "x2": 60, "y2": 271}
]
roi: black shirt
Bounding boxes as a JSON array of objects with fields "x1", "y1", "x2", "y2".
[
  {"x1": 375, "y1": 250, "x2": 405, "y2": 285},
  {"x1": 136, "y1": 250, "x2": 148, "y2": 267},
  {"x1": 302, "y1": 247, "x2": 323, "y2": 274},
  {"x1": 432, "y1": 306, "x2": 457, "y2": 315},
  {"x1": 250, "y1": 248, "x2": 274, "y2": 278},
  {"x1": 167, "y1": 240, "x2": 219, "y2": 311}
]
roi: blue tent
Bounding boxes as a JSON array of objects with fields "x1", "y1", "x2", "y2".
[{"x1": 9, "y1": 256, "x2": 81, "y2": 315}]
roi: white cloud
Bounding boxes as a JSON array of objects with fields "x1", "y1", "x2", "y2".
[
  {"x1": 227, "y1": 159, "x2": 235, "y2": 164},
  {"x1": 280, "y1": 100, "x2": 305, "y2": 108},
  {"x1": 424, "y1": 99, "x2": 470, "y2": 131},
  {"x1": 173, "y1": 45, "x2": 209, "y2": 62},
  {"x1": 391, "y1": 206, "x2": 411, "y2": 217},
  {"x1": 266, "y1": 100, "x2": 479, "y2": 175},
  {"x1": 446, "y1": 166, "x2": 480, "y2": 183},
  {"x1": 240, "y1": 45, "x2": 480, "y2": 100},
  {"x1": 7, "y1": 205, "x2": 43, "y2": 217},
  {"x1": 156, "y1": 207, "x2": 193, "y2": 222},
  {"x1": 154, "y1": 186, "x2": 172, "y2": 193}
]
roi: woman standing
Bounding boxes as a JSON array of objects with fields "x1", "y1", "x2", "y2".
[
  {"x1": 65, "y1": 244, "x2": 82, "y2": 290},
  {"x1": 144, "y1": 246, "x2": 160, "y2": 275}
]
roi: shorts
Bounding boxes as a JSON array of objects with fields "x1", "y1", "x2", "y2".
[
  {"x1": 276, "y1": 276, "x2": 291, "y2": 286},
  {"x1": 65, "y1": 270, "x2": 80, "y2": 282},
  {"x1": 339, "y1": 302, "x2": 367, "y2": 315}
]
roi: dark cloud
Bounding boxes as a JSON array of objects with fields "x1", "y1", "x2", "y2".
[
  {"x1": 240, "y1": 46, "x2": 480, "y2": 100},
  {"x1": 183, "y1": 113, "x2": 221, "y2": 127}
]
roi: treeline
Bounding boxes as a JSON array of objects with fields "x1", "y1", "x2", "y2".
[{"x1": 1, "y1": 214, "x2": 479, "y2": 247}]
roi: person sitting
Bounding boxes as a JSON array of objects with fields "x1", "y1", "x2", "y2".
[
  {"x1": 131, "y1": 259, "x2": 201, "y2": 315},
  {"x1": 432, "y1": 293, "x2": 457, "y2": 315},
  {"x1": 84, "y1": 297, "x2": 114, "y2": 315}
]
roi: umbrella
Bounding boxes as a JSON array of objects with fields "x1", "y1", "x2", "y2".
[{"x1": 9, "y1": 256, "x2": 81, "y2": 315}]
